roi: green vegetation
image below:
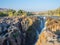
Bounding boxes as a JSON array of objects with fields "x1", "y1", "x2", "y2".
[
  {"x1": 0, "y1": 7, "x2": 60, "y2": 17},
  {"x1": 8, "y1": 9, "x2": 16, "y2": 16},
  {"x1": 17, "y1": 10, "x2": 27, "y2": 16},
  {"x1": 0, "y1": 12, "x2": 8, "y2": 17},
  {"x1": 27, "y1": 12, "x2": 35, "y2": 16},
  {"x1": 47, "y1": 7, "x2": 60, "y2": 16},
  {"x1": 39, "y1": 7, "x2": 60, "y2": 16},
  {"x1": 0, "y1": 9, "x2": 34, "y2": 17}
]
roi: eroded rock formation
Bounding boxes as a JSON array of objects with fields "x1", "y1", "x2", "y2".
[
  {"x1": 36, "y1": 17, "x2": 60, "y2": 45},
  {"x1": 0, "y1": 16, "x2": 45, "y2": 45},
  {"x1": 0, "y1": 16, "x2": 60, "y2": 45}
]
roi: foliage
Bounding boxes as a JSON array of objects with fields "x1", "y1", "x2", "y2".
[
  {"x1": 0, "y1": 7, "x2": 60, "y2": 17},
  {"x1": 27, "y1": 12, "x2": 35, "y2": 16},
  {"x1": 38, "y1": 7, "x2": 60, "y2": 16},
  {"x1": 17, "y1": 10, "x2": 27, "y2": 16},
  {"x1": 8, "y1": 9, "x2": 16, "y2": 16},
  {"x1": 0, "y1": 12, "x2": 8, "y2": 17}
]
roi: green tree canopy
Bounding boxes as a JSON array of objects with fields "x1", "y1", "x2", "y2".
[
  {"x1": 17, "y1": 10, "x2": 27, "y2": 16},
  {"x1": 0, "y1": 12, "x2": 8, "y2": 17}
]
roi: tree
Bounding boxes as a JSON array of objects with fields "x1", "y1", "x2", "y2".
[
  {"x1": 27, "y1": 12, "x2": 34, "y2": 16},
  {"x1": 0, "y1": 12, "x2": 8, "y2": 17},
  {"x1": 8, "y1": 9, "x2": 16, "y2": 16},
  {"x1": 17, "y1": 10, "x2": 27, "y2": 16}
]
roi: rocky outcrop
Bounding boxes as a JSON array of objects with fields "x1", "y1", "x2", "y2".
[
  {"x1": 0, "y1": 16, "x2": 45, "y2": 45},
  {"x1": 36, "y1": 17, "x2": 60, "y2": 45},
  {"x1": 1, "y1": 16, "x2": 60, "y2": 45}
]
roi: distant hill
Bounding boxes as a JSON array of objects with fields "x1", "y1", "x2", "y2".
[
  {"x1": 32, "y1": 7, "x2": 60, "y2": 16},
  {"x1": 0, "y1": 8, "x2": 8, "y2": 12}
]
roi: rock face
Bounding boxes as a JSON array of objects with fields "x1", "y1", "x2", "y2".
[
  {"x1": 0, "y1": 16, "x2": 45, "y2": 45},
  {"x1": 1, "y1": 16, "x2": 60, "y2": 45},
  {"x1": 36, "y1": 17, "x2": 60, "y2": 45}
]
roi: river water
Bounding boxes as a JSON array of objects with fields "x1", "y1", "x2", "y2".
[
  {"x1": 33, "y1": 15, "x2": 60, "y2": 45},
  {"x1": 36, "y1": 15, "x2": 60, "y2": 33}
]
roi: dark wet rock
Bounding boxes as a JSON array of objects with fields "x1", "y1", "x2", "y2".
[
  {"x1": 0, "y1": 16, "x2": 45, "y2": 45},
  {"x1": 36, "y1": 17, "x2": 60, "y2": 45},
  {"x1": 25, "y1": 17, "x2": 45, "y2": 45},
  {"x1": 25, "y1": 26, "x2": 38, "y2": 45}
]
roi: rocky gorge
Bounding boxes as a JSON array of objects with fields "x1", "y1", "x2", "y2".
[
  {"x1": 36, "y1": 17, "x2": 60, "y2": 45},
  {"x1": 0, "y1": 16, "x2": 60, "y2": 45}
]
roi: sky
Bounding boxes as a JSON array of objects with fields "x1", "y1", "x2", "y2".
[{"x1": 0, "y1": 0, "x2": 60, "y2": 11}]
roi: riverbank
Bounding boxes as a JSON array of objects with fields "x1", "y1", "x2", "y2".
[{"x1": 36, "y1": 17, "x2": 60, "y2": 45}]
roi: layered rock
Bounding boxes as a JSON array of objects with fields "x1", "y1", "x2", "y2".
[
  {"x1": 36, "y1": 17, "x2": 60, "y2": 45},
  {"x1": 0, "y1": 16, "x2": 45, "y2": 45},
  {"x1": 1, "y1": 16, "x2": 60, "y2": 45}
]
